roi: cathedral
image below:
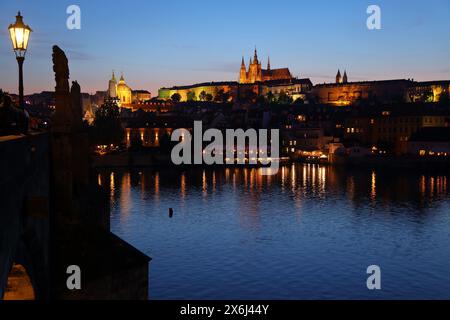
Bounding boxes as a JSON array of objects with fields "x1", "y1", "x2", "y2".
[
  {"x1": 107, "y1": 71, "x2": 132, "y2": 105},
  {"x1": 239, "y1": 49, "x2": 293, "y2": 84}
]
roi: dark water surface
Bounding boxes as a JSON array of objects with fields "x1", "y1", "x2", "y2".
[{"x1": 100, "y1": 164, "x2": 450, "y2": 299}]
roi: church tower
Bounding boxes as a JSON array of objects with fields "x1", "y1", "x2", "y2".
[
  {"x1": 108, "y1": 71, "x2": 117, "y2": 98},
  {"x1": 248, "y1": 48, "x2": 262, "y2": 83},
  {"x1": 239, "y1": 57, "x2": 247, "y2": 83},
  {"x1": 343, "y1": 70, "x2": 348, "y2": 83},
  {"x1": 336, "y1": 70, "x2": 342, "y2": 84}
]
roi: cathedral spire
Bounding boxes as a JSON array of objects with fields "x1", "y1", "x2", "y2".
[
  {"x1": 267, "y1": 56, "x2": 271, "y2": 70},
  {"x1": 241, "y1": 57, "x2": 246, "y2": 68},
  {"x1": 336, "y1": 69, "x2": 342, "y2": 84},
  {"x1": 343, "y1": 70, "x2": 348, "y2": 83},
  {"x1": 253, "y1": 47, "x2": 258, "y2": 64},
  {"x1": 111, "y1": 70, "x2": 116, "y2": 82}
]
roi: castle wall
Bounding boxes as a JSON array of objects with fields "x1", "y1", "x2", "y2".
[
  {"x1": 312, "y1": 80, "x2": 412, "y2": 105},
  {"x1": 159, "y1": 83, "x2": 236, "y2": 101}
]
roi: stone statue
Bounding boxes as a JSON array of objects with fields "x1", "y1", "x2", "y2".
[
  {"x1": 52, "y1": 46, "x2": 84, "y2": 130},
  {"x1": 70, "y1": 81, "x2": 83, "y2": 129},
  {"x1": 52, "y1": 46, "x2": 70, "y2": 94}
]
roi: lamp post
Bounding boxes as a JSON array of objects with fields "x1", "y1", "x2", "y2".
[{"x1": 8, "y1": 11, "x2": 32, "y2": 108}]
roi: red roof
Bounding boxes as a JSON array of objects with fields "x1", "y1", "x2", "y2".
[{"x1": 262, "y1": 68, "x2": 292, "y2": 81}]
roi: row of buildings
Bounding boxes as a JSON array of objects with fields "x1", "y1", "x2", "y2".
[
  {"x1": 23, "y1": 49, "x2": 450, "y2": 118},
  {"x1": 158, "y1": 49, "x2": 450, "y2": 106},
  {"x1": 280, "y1": 104, "x2": 450, "y2": 158},
  {"x1": 22, "y1": 49, "x2": 450, "y2": 161}
]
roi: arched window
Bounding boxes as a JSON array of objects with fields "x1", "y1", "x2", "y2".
[{"x1": 3, "y1": 264, "x2": 35, "y2": 300}]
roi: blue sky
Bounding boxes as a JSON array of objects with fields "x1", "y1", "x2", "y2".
[{"x1": 0, "y1": 0, "x2": 450, "y2": 95}]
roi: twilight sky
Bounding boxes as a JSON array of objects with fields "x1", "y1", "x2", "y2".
[{"x1": 0, "y1": 0, "x2": 450, "y2": 95}]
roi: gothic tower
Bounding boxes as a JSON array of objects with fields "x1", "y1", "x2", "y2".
[
  {"x1": 248, "y1": 48, "x2": 262, "y2": 83},
  {"x1": 343, "y1": 70, "x2": 348, "y2": 83},
  {"x1": 336, "y1": 70, "x2": 342, "y2": 84},
  {"x1": 239, "y1": 57, "x2": 247, "y2": 83}
]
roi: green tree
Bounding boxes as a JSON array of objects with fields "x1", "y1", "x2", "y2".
[
  {"x1": 92, "y1": 99, "x2": 124, "y2": 146},
  {"x1": 171, "y1": 93, "x2": 181, "y2": 103},
  {"x1": 187, "y1": 91, "x2": 196, "y2": 101},
  {"x1": 423, "y1": 91, "x2": 434, "y2": 103},
  {"x1": 277, "y1": 91, "x2": 293, "y2": 104}
]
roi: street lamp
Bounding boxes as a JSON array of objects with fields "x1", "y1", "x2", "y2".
[{"x1": 8, "y1": 11, "x2": 32, "y2": 108}]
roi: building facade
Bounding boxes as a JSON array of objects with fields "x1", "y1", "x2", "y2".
[
  {"x1": 312, "y1": 79, "x2": 413, "y2": 106},
  {"x1": 344, "y1": 106, "x2": 450, "y2": 155}
]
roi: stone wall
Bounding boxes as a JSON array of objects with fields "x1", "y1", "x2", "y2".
[{"x1": 0, "y1": 133, "x2": 50, "y2": 299}]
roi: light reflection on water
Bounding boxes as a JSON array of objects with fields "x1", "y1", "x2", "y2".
[{"x1": 99, "y1": 164, "x2": 450, "y2": 299}]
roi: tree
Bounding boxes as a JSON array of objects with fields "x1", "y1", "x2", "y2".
[
  {"x1": 293, "y1": 97, "x2": 304, "y2": 105},
  {"x1": 171, "y1": 93, "x2": 181, "y2": 103},
  {"x1": 439, "y1": 90, "x2": 449, "y2": 104},
  {"x1": 91, "y1": 99, "x2": 124, "y2": 146},
  {"x1": 256, "y1": 95, "x2": 267, "y2": 106},
  {"x1": 423, "y1": 90, "x2": 434, "y2": 103},
  {"x1": 205, "y1": 93, "x2": 213, "y2": 102},
  {"x1": 214, "y1": 89, "x2": 231, "y2": 103},
  {"x1": 187, "y1": 91, "x2": 196, "y2": 101},
  {"x1": 277, "y1": 91, "x2": 293, "y2": 105},
  {"x1": 199, "y1": 90, "x2": 207, "y2": 102},
  {"x1": 266, "y1": 91, "x2": 275, "y2": 103}
]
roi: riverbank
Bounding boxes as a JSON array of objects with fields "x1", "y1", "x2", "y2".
[{"x1": 92, "y1": 150, "x2": 450, "y2": 172}]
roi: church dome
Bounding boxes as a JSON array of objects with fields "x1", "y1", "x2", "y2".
[
  {"x1": 116, "y1": 74, "x2": 132, "y2": 104},
  {"x1": 117, "y1": 75, "x2": 131, "y2": 90},
  {"x1": 117, "y1": 82, "x2": 130, "y2": 90}
]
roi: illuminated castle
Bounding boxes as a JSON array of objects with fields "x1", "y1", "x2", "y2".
[{"x1": 239, "y1": 49, "x2": 293, "y2": 84}]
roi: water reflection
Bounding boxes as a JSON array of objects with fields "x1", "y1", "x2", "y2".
[
  {"x1": 99, "y1": 164, "x2": 450, "y2": 299},
  {"x1": 98, "y1": 164, "x2": 450, "y2": 224}
]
